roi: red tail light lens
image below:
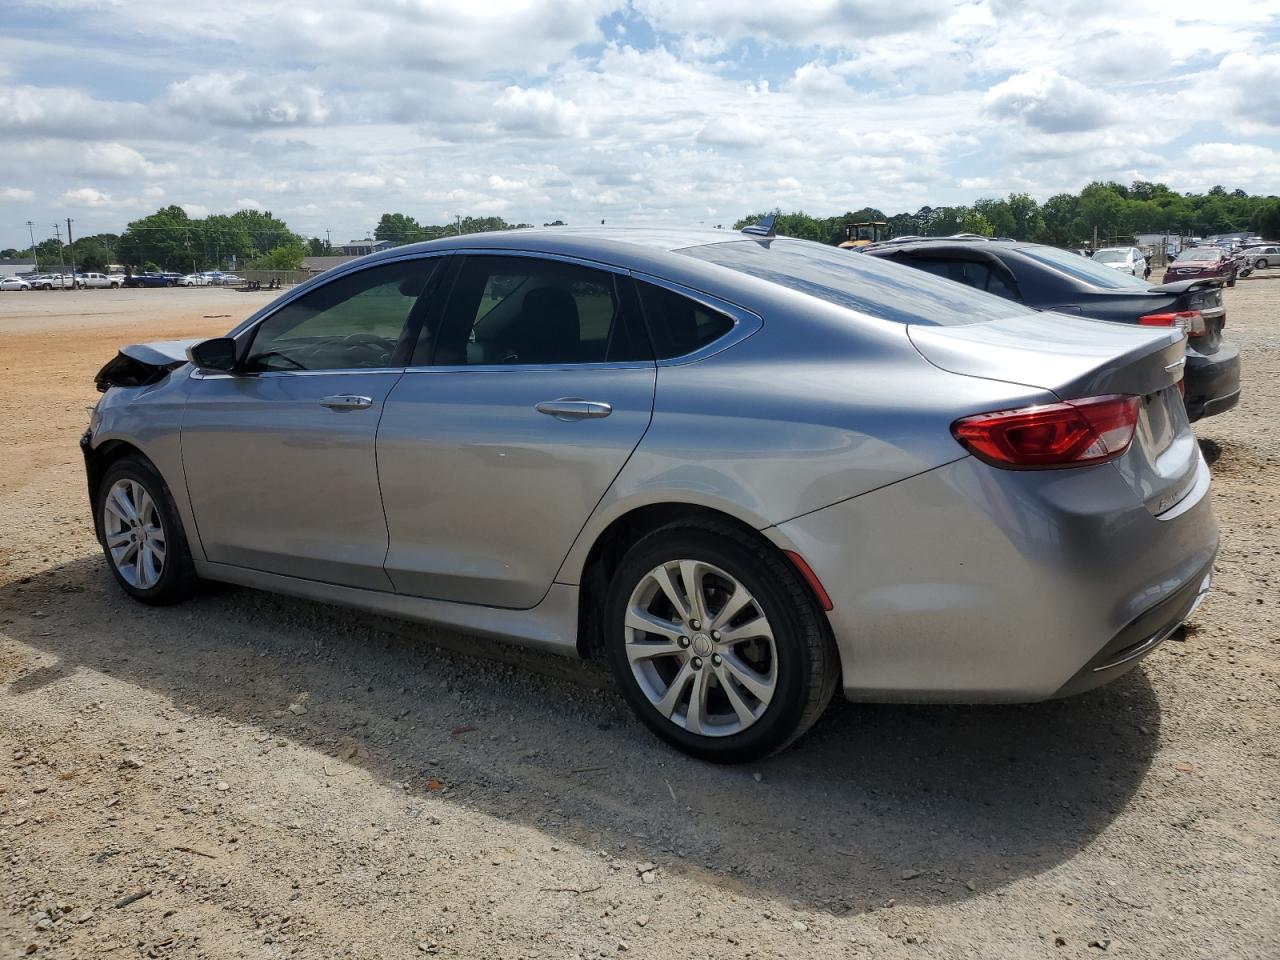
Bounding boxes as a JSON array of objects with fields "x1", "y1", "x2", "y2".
[
  {"x1": 1139, "y1": 310, "x2": 1206, "y2": 337},
  {"x1": 952, "y1": 395, "x2": 1140, "y2": 469}
]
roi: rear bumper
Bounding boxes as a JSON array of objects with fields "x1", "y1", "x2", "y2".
[
  {"x1": 1184, "y1": 340, "x2": 1241, "y2": 421},
  {"x1": 769, "y1": 454, "x2": 1218, "y2": 703}
]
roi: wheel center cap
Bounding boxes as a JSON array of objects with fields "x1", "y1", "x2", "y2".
[{"x1": 691, "y1": 633, "x2": 714, "y2": 657}]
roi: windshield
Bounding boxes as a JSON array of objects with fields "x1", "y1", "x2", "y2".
[
  {"x1": 1018, "y1": 245, "x2": 1151, "y2": 289},
  {"x1": 678, "y1": 238, "x2": 1033, "y2": 326},
  {"x1": 1177, "y1": 248, "x2": 1220, "y2": 261},
  {"x1": 1092, "y1": 249, "x2": 1126, "y2": 262}
]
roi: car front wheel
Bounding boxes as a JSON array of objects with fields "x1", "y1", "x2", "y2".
[
  {"x1": 97, "y1": 456, "x2": 197, "y2": 605},
  {"x1": 604, "y1": 520, "x2": 838, "y2": 762},
  {"x1": 1256, "y1": 258, "x2": 1269, "y2": 269}
]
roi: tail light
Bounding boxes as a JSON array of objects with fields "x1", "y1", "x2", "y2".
[
  {"x1": 1139, "y1": 310, "x2": 1205, "y2": 337},
  {"x1": 951, "y1": 395, "x2": 1140, "y2": 469}
]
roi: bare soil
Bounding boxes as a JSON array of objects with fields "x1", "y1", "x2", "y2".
[{"x1": 1, "y1": 282, "x2": 1277, "y2": 959}]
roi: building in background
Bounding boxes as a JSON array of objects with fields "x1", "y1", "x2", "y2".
[
  {"x1": 337, "y1": 239, "x2": 395, "y2": 257},
  {"x1": 0, "y1": 258, "x2": 36, "y2": 277}
]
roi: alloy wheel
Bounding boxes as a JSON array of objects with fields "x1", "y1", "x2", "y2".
[
  {"x1": 624, "y1": 559, "x2": 777, "y2": 737},
  {"x1": 102, "y1": 478, "x2": 167, "y2": 589}
]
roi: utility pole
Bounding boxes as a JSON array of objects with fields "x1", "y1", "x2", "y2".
[
  {"x1": 53, "y1": 223, "x2": 65, "y2": 277},
  {"x1": 66, "y1": 218, "x2": 77, "y2": 289},
  {"x1": 325, "y1": 227, "x2": 332, "y2": 253},
  {"x1": 454, "y1": 215, "x2": 461, "y2": 236},
  {"x1": 26, "y1": 221, "x2": 39, "y2": 271}
]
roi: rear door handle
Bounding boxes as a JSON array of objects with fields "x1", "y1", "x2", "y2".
[
  {"x1": 535, "y1": 398, "x2": 613, "y2": 420},
  {"x1": 320, "y1": 394, "x2": 374, "y2": 410}
]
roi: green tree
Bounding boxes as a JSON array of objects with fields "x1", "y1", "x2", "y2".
[
  {"x1": 1254, "y1": 199, "x2": 1280, "y2": 239},
  {"x1": 374, "y1": 212, "x2": 426, "y2": 245},
  {"x1": 253, "y1": 242, "x2": 306, "y2": 270},
  {"x1": 961, "y1": 211, "x2": 994, "y2": 236}
]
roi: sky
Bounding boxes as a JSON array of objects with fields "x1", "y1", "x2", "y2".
[{"x1": 2, "y1": 0, "x2": 1279, "y2": 249}]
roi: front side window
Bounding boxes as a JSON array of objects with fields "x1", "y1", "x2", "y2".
[
  {"x1": 245, "y1": 259, "x2": 438, "y2": 372},
  {"x1": 425, "y1": 256, "x2": 650, "y2": 366}
]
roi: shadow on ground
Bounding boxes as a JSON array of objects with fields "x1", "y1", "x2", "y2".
[{"x1": 0, "y1": 557, "x2": 1162, "y2": 914}]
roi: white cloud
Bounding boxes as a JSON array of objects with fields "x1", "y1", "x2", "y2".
[
  {"x1": 984, "y1": 69, "x2": 1124, "y2": 133},
  {"x1": 60, "y1": 187, "x2": 125, "y2": 208},
  {"x1": 493, "y1": 86, "x2": 587, "y2": 138},
  {"x1": 632, "y1": 0, "x2": 954, "y2": 45},
  {"x1": 0, "y1": 187, "x2": 34, "y2": 201},
  {"x1": 166, "y1": 72, "x2": 329, "y2": 127},
  {"x1": 80, "y1": 142, "x2": 175, "y2": 178}
]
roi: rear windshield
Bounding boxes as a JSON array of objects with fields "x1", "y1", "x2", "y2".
[
  {"x1": 1176, "y1": 248, "x2": 1220, "y2": 261},
  {"x1": 1092, "y1": 249, "x2": 1126, "y2": 262},
  {"x1": 678, "y1": 238, "x2": 1031, "y2": 326},
  {"x1": 1018, "y1": 244, "x2": 1151, "y2": 289}
]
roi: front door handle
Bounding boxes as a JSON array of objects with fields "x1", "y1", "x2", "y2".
[
  {"x1": 320, "y1": 394, "x2": 374, "y2": 410},
  {"x1": 535, "y1": 398, "x2": 613, "y2": 420}
]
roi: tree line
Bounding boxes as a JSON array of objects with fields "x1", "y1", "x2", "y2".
[
  {"x1": 2, "y1": 205, "x2": 312, "y2": 273},
  {"x1": 735, "y1": 181, "x2": 1280, "y2": 247},
  {"x1": 8, "y1": 182, "x2": 1277, "y2": 273}
]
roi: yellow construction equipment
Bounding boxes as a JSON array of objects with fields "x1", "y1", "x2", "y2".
[{"x1": 838, "y1": 221, "x2": 889, "y2": 249}]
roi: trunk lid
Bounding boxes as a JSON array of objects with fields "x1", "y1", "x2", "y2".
[{"x1": 908, "y1": 312, "x2": 1199, "y2": 516}]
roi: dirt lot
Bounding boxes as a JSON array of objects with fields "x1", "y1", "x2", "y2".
[{"x1": 0, "y1": 282, "x2": 1276, "y2": 959}]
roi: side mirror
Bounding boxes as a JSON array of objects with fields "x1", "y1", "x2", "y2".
[{"x1": 187, "y1": 337, "x2": 238, "y2": 372}]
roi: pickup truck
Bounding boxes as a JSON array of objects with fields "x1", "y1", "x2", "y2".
[{"x1": 78, "y1": 272, "x2": 123, "y2": 289}]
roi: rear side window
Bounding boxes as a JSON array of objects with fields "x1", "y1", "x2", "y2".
[
  {"x1": 636, "y1": 281, "x2": 735, "y2": 358},
  {"x1": 424, "y1": 255, "x2": 651, "y2": 366},
  {"x1": 680, "y1": 238, "x2": 1032, "y2": 326}
]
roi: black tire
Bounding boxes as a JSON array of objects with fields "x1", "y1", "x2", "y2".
[
  {"x1": 96, "y1": 455, "x2": 198, "y2": 605},
  {"x1": 603, "y1": 520, "x2": 839, "y2": 762},
  {"x1": 1256, "y1": 258, "x2": 1268, "y2": 270}
]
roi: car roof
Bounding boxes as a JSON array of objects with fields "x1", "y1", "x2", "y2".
[{"x1": 357, "y1": 225, "x2": 746, "y2": 273}]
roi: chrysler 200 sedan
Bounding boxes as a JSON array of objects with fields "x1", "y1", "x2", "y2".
[{"x1": 84, "y1": 225, "x2": 1218, "y2": 761}]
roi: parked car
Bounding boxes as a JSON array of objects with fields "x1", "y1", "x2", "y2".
[
  {"x1": 178, "y1": 274, "x2": 209, "y2": 286},
  {"x1": 85, "y1": 226, "x2": 1218, "y2": 761},
  {"x1": 79, "y1": 272, "x2": 123, "y2": 289},
  {"x1": 0, "y1": 276, "x2": 32, "y2": 291},
  {"x1": 863, "y1": 237, "x2": 1240, "y2": 422},
  {"x1": 219, "y1": 273, "x2": 245, "y2": 285},
  {"x1": 124, "y1": 272, "x2": 185, "y2": 288},
  {"x1": 1242, "y1": 244, "x2": 1280, "y2": 269},
  {"x1": 1092, "y1": 246, "x2": 1149, "y2": 278},
  {"x1": 30, "y1": 273, "x2": 77, "y2": 290},
  {"x1": 1165, "y1": 247, "x2": 1237, "y2": 286}
]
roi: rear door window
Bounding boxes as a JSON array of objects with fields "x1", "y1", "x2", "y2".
[{"x1": 423, "y1": 255, "x2": 651, "y2": 366}]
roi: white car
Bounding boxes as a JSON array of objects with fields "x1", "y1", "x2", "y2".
[
  {"x1": 0, "y1": 276, "x2": 32, "y2": 291},
  {"x1": 30, "y1": 273, "x2": 74, "y2": 290},
  {"x1": 79, "y1": 272, "x2": 123, "y2": 289},
  {"x1": 178, "y1": 274, "x2": 210, "y2": 286},
  {"x1": 1092, "y1": 247, "x2": 1149, "y2": 278},
  {"x1": 1244, "y1": 245, "x2": 1280, "y2": 269}
]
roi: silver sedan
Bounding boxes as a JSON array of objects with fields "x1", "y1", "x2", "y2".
[{"x1": 84, "y1": 225, "x2": 1218, "y2": 760}]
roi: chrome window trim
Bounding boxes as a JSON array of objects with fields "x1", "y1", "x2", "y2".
[
  {"x1": 190, "y1": 367, "x2": 406, "y2": 380},
  {"x1": 628, "y1": 270, "x2": 764, "y2": 366},
  {"x1": 438, "y1": 247, "x2": 632, "y2": 276},
  {"x1": 400, "y1": 360, "x2": 656, "y2": 375}
]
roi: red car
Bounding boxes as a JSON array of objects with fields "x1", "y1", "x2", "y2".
[{"x1": 1163, "y1": 247, "x2": 1237, "y2": 286}]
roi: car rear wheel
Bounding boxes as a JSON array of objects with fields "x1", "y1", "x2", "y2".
[
  {"x1": 1256, "y1": 258, "x2": 1268, "y2": 269},
  {"x1": 97, "y1": 456, "x2": 197, "y2": 605},
  {"x1": 604, "y1": 520, "x2": 838, "y2": 762}
]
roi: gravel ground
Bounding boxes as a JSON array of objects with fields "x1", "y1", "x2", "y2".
[{"x1": 0, "y1": 282, "x2": 1276, "y2": 959}]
